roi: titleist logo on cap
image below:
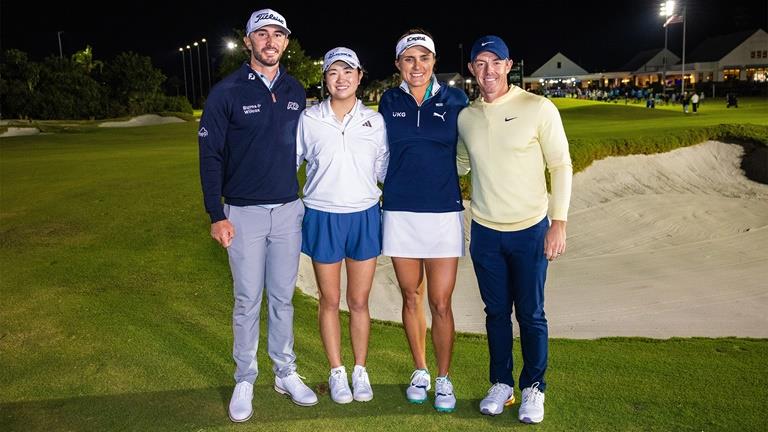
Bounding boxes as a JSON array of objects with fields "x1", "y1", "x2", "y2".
[
  {"x1": 246, "y1": 8, "x2": 291, "y2": 35},
  {"x1": 254, "y1": 12, "x2": 285, "y2": 25}
]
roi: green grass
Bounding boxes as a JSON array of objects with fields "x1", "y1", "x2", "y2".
[
  {"x1": 554, "y1": 96, "x2": 767, "y2": 139},
  {"x1": 1, "y1": 102, "x2": 768, "y2": 431},
  {"x1": 553, "y1": 96, "x2": 768, "y2": 169}
]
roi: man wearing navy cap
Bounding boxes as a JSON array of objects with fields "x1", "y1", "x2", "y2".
[
  {"x1": 457, "y1": 35, "x2": 573, "y2": 424},
  {"x1": 199, "y1": 7, "x2": 317, "y2": 423}
]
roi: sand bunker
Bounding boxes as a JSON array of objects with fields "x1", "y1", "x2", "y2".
[
  {"x1": 99, "y1": 114, "x2": 184, "y2": 128},
  {"x1": 297, "y1": 141, "x2": 768, "y2": 338},
  {"x1": 0, "y1": 127, "x2": 41, "y2": 138}
]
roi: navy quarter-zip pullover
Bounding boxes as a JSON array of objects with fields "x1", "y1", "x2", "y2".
[
  {"x1": 199, "y1": 63, "x2": 306, "y2": 223},
  {"x1": 379, "y1": 82, "x2": 468, "y2": 212}
]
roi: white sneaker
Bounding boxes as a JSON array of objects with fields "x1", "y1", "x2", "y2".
[
  {"x1": 433, "y1": 376, "x2": 456, "y2": 413},
  {"x1": 518, "y1": 383, "x2": 545, "y2": 424},
  {"x1": 228, "y1": 381, "x2": 253, "y2": 422},
  {"x1": 479, "y1": 383, "x2": 515, "y2": 416},
  {"x1": 406, "y1": 369, "x2": 431, "y2": 403},
  {"x1": 352, "y1": 365, "x2": 374, "y2": 402},
  {"x1": 329, "y1": 366, "x2": 353, "y2": 404},
  {"x1": 274, "y1": 372, "x2": 319, "y2": 406}
]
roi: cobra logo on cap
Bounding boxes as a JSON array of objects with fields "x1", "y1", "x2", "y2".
[{"x1": 395, "y1": 33, "x2": 436, "y2": 58}]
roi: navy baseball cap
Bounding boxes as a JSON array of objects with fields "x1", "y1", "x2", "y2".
[{"x1": 470, "y1": 35, "x2": 509, "y2": 62}]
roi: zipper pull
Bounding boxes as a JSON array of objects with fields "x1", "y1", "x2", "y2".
[{"x1": 271, "y1": 93, "x2": 276, "y2": 103}]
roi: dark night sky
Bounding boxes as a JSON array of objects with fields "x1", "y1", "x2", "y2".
[{"x1": 2, "y1": 1, "x2": 766, "y2": 82}]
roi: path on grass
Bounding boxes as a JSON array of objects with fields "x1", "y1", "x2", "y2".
[{"x1": 297, "y1": 141, "x2": 768, "y2": 338}]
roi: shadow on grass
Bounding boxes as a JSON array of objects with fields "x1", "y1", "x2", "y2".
[{"x1": 1, "y1": 384, "x2": 521, "y2": 431}]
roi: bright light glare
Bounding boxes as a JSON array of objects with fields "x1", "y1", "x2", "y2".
[
  {"x1": 226, "y1": 41, "x2": 237, "y2": 50},
  {"x1": 659, "y1": 1, "x2": 675, "y2": 17}
]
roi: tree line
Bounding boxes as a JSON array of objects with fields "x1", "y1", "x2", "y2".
[
  {"x1": 1, "y1": 36, "x2": 404, "y2": 121},
  {"x1": 1, "y1": 47, "x2": 193, "y2": 120}
]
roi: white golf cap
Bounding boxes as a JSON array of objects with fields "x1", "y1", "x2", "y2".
[
  {"x1": 395, "y1": 33, "x2": 436, "y2": 58},
  {"x1": 246, "y1": 8, "x2": 291, "y2": 35},
  {"x1": 322, "y1": 47, "x2": 361, "y2": 72}
]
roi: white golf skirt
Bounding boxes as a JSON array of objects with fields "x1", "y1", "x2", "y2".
[{"x1": 382, "y1": 210, "x2": 465, "y2": 258}]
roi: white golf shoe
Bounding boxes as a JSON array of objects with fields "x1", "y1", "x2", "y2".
[
  {"x1": 329, "y1": 366, "x2": 353, "y2": 404},
  {"x1": 228, "y1": 381, "x2": 253, "y2": 422},
  {"x1": 433, "y1": 376, "x2": 456, "y2": 413},
  {"x1": 518, "y1": 383, "x2": 545, "y2": 424},
  {"x1": 274, "y1": 372, "x2": 319, "y2": 406},
  {"x1": 352, "y1": 365, "x2": 374, "y2": 402},
  {"x1": 479, "y1": 382, "x2": 515, "y2": 416},
  {"x1": 406, "y1": 369, "x2": 431, "y2": 404}
]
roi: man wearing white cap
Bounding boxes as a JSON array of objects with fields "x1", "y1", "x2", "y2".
[
  {"x1": 297, "y1": 46, "x2": 388, "y2": 405},
  {"x1": 198, "y1": 7, "x2": 317, "y2": 423},
  {"x1": 457, "y1": 35, "x2": 573, "y2": 424}
]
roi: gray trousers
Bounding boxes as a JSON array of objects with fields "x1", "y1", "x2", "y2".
[{"x1": 224, "y1": 199, "x2": 304, "y2": 384}]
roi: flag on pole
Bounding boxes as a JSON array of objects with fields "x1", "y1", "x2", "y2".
[{"x1": 664, "y1": 14, "x2": 684, "y2": 27}]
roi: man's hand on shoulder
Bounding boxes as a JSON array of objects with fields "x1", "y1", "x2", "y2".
[{"x1": 211, "y1": 219, "x2": 235, "y2": 248}]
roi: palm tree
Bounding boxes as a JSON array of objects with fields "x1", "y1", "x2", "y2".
[{"x1": 72, "y1": 45, "x2": 103, "y2": 74}]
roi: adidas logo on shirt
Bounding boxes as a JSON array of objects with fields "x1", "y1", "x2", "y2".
[{"x1": 362, "y1": 120, "x2": 372, "y2": 127}]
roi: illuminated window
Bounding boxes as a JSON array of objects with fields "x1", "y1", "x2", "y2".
[
  {"x1": 723, "y1": 68, "x2": 741, "y2": 80},
  {"x1": 747, "y1": 67, "x2": 767, "y2": 82}
]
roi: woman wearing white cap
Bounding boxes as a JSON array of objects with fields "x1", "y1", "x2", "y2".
[
  {"x1": 296, "y1": 47, "x2": 389, "y2": 404},
  {"x1": 378, "y1": 28, "x2": 469, "y2": 413}
]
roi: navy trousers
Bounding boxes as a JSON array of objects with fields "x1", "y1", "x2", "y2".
[{"x1": 469, "y1": 217, "x2": 549, "y2": 392}]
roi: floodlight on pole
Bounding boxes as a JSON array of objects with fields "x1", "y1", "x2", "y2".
[
  {"x1": 681, "y1": 4, "x2": 687, "y2": 95},
  {"x1": 313, "y1": 60, "x2": 324, "y2": 99},
  {"x1": 659, "y1": 1, "x2": 687, "y2": 96},
  {"x1": 202, "y1": 38, "x2": 211, "y2": 92},
  {"x1": 194, "y1": 42, "x2": 204, "y2": 100},
  {"x1": 179, "y1": 48, "x2": 188, "y2": 101},
  {"x1": 659, "y1": 1, "x2": 675, "y2": 95},
  {"x1": 57, "y1": 31, "x2": 64, "y2": 59},
  {"x1": 186, "y1": 45, "x2": 196, "y2": 105}
]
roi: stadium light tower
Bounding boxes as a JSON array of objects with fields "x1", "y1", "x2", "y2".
[
  {"x1": 179, "y1": 48, "x2": 188, "y2": 101},
  {"x1": 186, "y1": 45, "x2": 196, "y2": 105},
  {"x1": 659, "y1": 1, "x2": 675, "y2": 95},
  {"x1": 194, "y1": 42, "x2": 204, "y2": 100},
  {"x1": 660, "y1": 1, "x2": 687, "y2": 95},
  {"x1": 57, "y1": 31, "x2": 64, "y2": 59},
  {"x1": 202, "y1": 38, "x2": 211, "y2": 92}
]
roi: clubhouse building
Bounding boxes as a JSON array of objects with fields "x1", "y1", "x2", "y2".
[{"x1": 522, "y1": 28, "x2": 767, "y2": 91}]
